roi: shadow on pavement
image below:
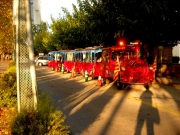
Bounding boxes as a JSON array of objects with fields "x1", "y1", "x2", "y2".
[
  {"x1": 134, "y1": 89, "x2": 160, "y2": 135},
  {"x1": 36, "y1": 67, "x2": 180, "y2": 135}
]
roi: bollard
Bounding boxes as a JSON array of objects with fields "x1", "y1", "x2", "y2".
[
  {"x1": 85, "y1": 70, "x2": 88, "y2": 82},
  {"x1": 61, "y1": 64, "x2": 64, "y2": 74},
  {"x1": 70, "y1": 67, "x2": 75, "y2": 78},
  {"x1": 96, "y1": 75, "x2": 102, "y2": 86}
]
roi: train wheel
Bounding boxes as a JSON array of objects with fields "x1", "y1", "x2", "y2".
[
  {"x1": 91, "y1": 75, "x2": 96, "y2": 80},
  {"x1": 106, "y1": 78, "x2": 110, "y2": 84},
  {"x1": 102, "y1": 77, "x2": 106, "y2": 85},
  {"x1": 67, "y1": 69, "x2": 70, "y2": 73},
  {"x1": 116, "y1": 76, "x2": 124, "y2": 90}
]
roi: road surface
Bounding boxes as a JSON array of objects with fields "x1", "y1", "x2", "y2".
[{"x1": 36, "y1": 66, "x2": 180, "y2": 135}]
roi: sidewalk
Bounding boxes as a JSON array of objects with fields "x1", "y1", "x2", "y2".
[
  {"x1": 0, "y1": 60, "x2": 10, "y2": 75},
  {"x1": 155, "y1": 76, "x2": 180, "y2": 85}
]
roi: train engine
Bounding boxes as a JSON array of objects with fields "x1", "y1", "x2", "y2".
[{"x1": 115, "y1": 41, "x2": 156, "y2": 90}]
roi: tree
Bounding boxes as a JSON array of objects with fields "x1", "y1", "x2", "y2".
[
  {"x1": 32, "y1": 22, "x2": 57, "y2": 55},
  {"x1": 0, "y1": 0, "x2": 13, "y2": 59},
  {"x1": 48, "y1": 0, "x2": 180, "y2": 49},
  {"x1": 101, "y1": 0, "x2": 180, "y2": 46}
]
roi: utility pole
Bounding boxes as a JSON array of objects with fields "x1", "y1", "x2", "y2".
[{"x1": 13, "y1": 0, "x2": 40, "y2": 112}]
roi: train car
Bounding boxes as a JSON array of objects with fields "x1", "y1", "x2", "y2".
[
  {"x1": 64, "y1": 47, "x2": 103, "y2": 76},
  {"x1": 63, "y1": 50, "x2": 75, "y2": 73},
  {"x1": 92, "y1": 41, "x2": 126, "y2": 81},
  {"x1": 92, "y1": 40, "x2": 156, "y2": 90},
  {"x1": 48, "y1": 50, "x2": 66, "y2": 71},
  {"x1": 74, "y1": 47, "x2": 102, "y2": 76},
  {"x1": 48, "y1": 51, "x2": 56, "y2": 69},
  {"x1": 114, "y1": 41, "x2": 156, "y2": 90}
]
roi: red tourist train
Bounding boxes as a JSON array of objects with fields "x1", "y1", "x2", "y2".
[{"x1": 47, "y1": 40, "x2": 156, "y2": 90}]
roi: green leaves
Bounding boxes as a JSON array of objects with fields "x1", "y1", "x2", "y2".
[
  {"x1": 33, "y1": 22, "x2": 56, "y2": 54},
  {"x1": 37, "y1": 0, "x2": 180, "y2": 51}
]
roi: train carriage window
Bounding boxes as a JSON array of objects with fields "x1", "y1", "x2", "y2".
[
  {"x1": 90, "y1": 52, "x2": 92, "y2": 62},
  {"x1": 88, "y1": 52, "x2": 92, "y2": 62},
  {"x1": 80, "y1": 52, "x2": 83, "y2": 62},
  {"x1": 112, "y1": 51, "x2": 115, "y2": 60},
  {"x1": 48, "y1": 53, "x2": 54, "y2": 60},
  {"x1": 112, "y1": 51, "x2": 121, "y2": 61},
  {"x1": 106, "y1": 51, "x2": 110, "y2": 62},
  {"x1": 67, "y1": 53, "x2": 73, "y2": 61},
  {"x1": 78, "y1": 53, "x2": 80, "y2": 61},
  {"x1": 75, "y1": 53, "x2": 79, "y2": 61},
  {"x1": 48, "y1": 54, "x2": 50, "y2": 60},
  {"x1": 129, "y1": 52, "x2": 135, "y2": 59},
  {"x1": 86, "y1": 52, "x2": 90, "y2": 62},
  {"x1": 83, "y1": 52, "x2": 86, "y2": 62},
  {"x1": 92, "y1": 52, "x2": 95, "y2": 61},
  {"x1": 57, "y1": 54, "x2": 62, "y2": 61},
  {"x1": 54, "y1": 53, "x2": 57, "y2": 60},
  {"x1": 55, "y1": 53, "x2": 57, "y2": 60},
  {"x1": 67, "y1": 53, "x2": 69, "y2": 61},
  {"x1": 64, "y1": 53, "x2": 67, "y2": 60},
  {"x1": 102, "y1": 51, "x2": 109, "y2": 62},
  {"x1": 86, "y1": 52, "x2": 88, "y2": 62},
  {"x1": 102, "y1": 51, "x2": 106, "y2": 62},
  {"x1": 96, "y1": 52, "x2": 102, "y2": 62}
]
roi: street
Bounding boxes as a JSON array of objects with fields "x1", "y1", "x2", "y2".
[{"x1": 36, "y1": 66, "x2": 180, "y2": 135}]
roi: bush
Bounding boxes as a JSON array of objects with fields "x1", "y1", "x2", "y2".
[
  {"x1": 10, "y1": 92, "x2": 70, "y2": 135},
  {"x1": 0, "y1": 85, "x2": 17, "y2": 108},
  {"x1": 0, "y1": 60, "x2": 17, "y2": 134},
  {"x1": 0, "y1": 60, "x2": 17, "y2": 108},
  {"x1": 0, "y1": 60, "x2": 70, "y2": 134}
]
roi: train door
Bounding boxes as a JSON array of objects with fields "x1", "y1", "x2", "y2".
[
  {"x1": 85, "y1": 50, "x2": 93, "y2": 75},
  {"x1": 74, "y1": 51, "x2": 82, "y2": 73},
  {"x1": 64, "y1": 50, "x2": 74, "y2": 72},
  {"x1": 54, "y1": 51, "x2": 63, "y2": 71},
  {"x1": 101, "y1": 49, "x2": 110, "y2": 79},
  {"x1": 90, "y1": 50, "x2": 95, "y2": 75},
  {"x1": 48, "y1": 51, "x2": 55, "y2": 69},
  {"x1": 108, "y1": 50, "x2": 121, "y2": 79},
  {"x1": 92, "y1": 50, "x2": 103, "y2": 78},
  {"x1": 81, "y1": 51, "x2": 90, "y2": 75}
]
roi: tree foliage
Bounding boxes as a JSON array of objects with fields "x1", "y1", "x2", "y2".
[
  {"x1": 0, "y1": 0, "x2": 13, "y2": 58},
  {"x1": 32, "y1": 22, "x2": 57, "y2": 55},
  {"x1": 47, "y1": 0, "x2": 180, "y2": 50},
  {"x1": 0, "y1": 0, "x2": 179, "y2": 55}
]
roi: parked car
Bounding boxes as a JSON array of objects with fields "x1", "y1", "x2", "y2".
[{"x1": 35, "y1": 56, "x2": 48, "y2": 66}]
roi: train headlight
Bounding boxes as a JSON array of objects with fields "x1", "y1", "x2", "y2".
[
  {"x1": 149, "y1": 66, "x2": 153, "y2": 70},
  {"x1": 121, "y1": 67, "x2": 126, "y2": 71}
]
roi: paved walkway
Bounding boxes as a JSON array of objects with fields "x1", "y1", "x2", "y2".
[
  {"x1": 0, "y1": 60, "x2": 10, "y2": 75},
  {"x1": 155, "y1": 76, "x2": 180, "y2": 85}
]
